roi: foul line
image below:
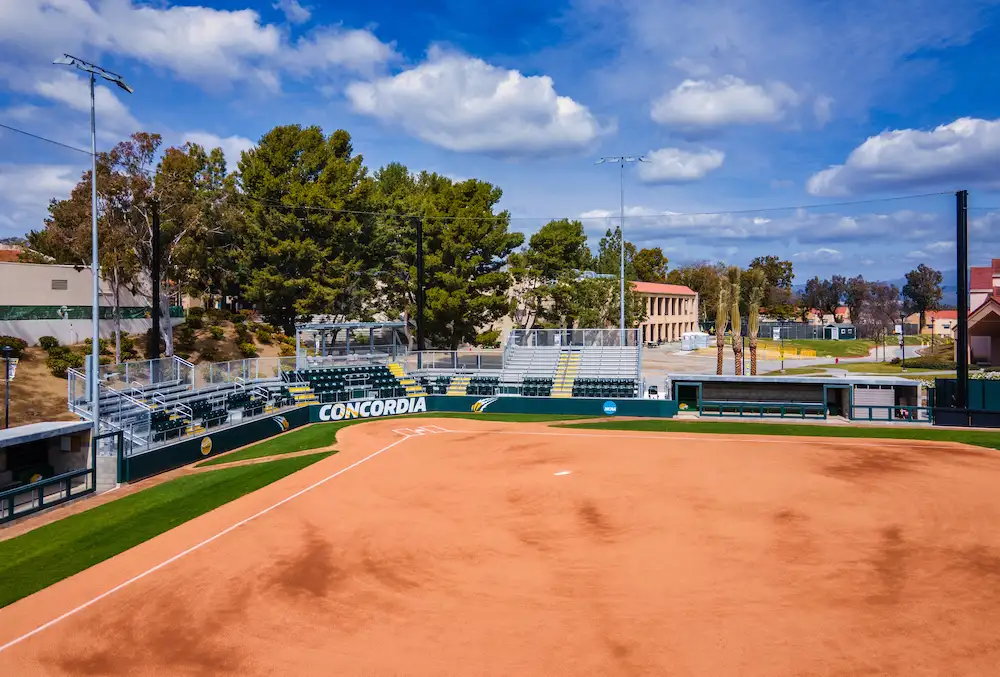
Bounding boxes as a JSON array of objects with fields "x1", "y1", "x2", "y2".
[
  {"x1": 434, "y1": 427, "x2": 970, "y2": 450},
  {"x1": 0, "y1": 435, "x2": 413, "y2": 655}
]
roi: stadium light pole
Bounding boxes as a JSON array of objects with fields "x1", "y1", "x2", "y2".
[
  {"x1": 596, "y1": 156, "x2": 647, "y2": 344},
  {"x1": 53, "y1": 54, "x2": 133, "y2": 442}
]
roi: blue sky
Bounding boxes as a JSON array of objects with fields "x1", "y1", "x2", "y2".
[{"x1": 2, "y1": 0, "x2": 1000, "y2": 282}]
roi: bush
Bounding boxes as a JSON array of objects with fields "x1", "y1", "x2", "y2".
[
  {"x1": 904, "y1": 357, "x2": 957, "y2": 370},
  {"x1": 279, "y1": 343, "x2": 296, "y2": 357},
  {"x1": 208, "y1": 326, "x2": 225, "y2": 341},
  {"x1": 99, "y1": 355, "x2": 113, "y2": 365},
  {"x1": 256, "y1": 322, "x2": 275, "y2": 334},
  {"x1": 46, "y1": 349, "x2": 84, "y2": 378},
  {"x1": 206, "y1": 308, "x2": 231, "y2": 323},
  {"x1": 83, "y1": 337, "x2": 113, "y2": 356},
  {"x1": 235, "y1": 325, "x2": 252, "y2": 343},
  {"x1": 237, "y1": 341, "x2": 258, "y2": 358},
  {"x1": 238, "y1": 309, "x2": 255, "y2": 321},
  {"x1": 186, "y1": 317, "x2": 204, "y2": 330},
  {"x1": 199, "y1": 345, "x2": 219, "y2": 362},
  {"x1": 890, "y1": 357, "x2": 902, "y2": 365},
  {"x1": 38, "y1": 336, "x2": 60, "y2": 351},
  {"x1": 274, "y1": 332, "x2": 290, "y2": 344},
  {"x1": 0, "y1": 336, "x2": 29, "y2": 359},
  {"x1": 175, "y1": 325, "x2": 196, "y2": 351},
  {"x1": 255, "y1": 329, "x2": 273, "y2": 345},
  {"x1": 187, "y1": 307, "x2": 205, "y2": 319}
]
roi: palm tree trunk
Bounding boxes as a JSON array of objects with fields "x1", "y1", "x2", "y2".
[
  {"x1": 716, "y1": 331, "x2": 724, "y2": 375},
  {"x1": 732, "y1": 334, "x2": 743, "y2": 375},
  {"x1": 749, "y1": 336, "x2": 758, "y2": 375}
]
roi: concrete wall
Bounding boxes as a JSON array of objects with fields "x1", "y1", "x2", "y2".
[
  {"x1": 639, "y1": 292, "x2": 699, "y2": 343},
  {"x1": 0, "y1": 262, "x2": 148, "y2": 307},
  {"x1": 0, "y1": 317, "x2": 184, "y2": 345}
]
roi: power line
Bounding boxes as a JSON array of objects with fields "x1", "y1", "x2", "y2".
[
  {"x1": 241, "y1": 190, "x2": 951, "y2": 223},
  {"x1": 0, "y1": 122, "x2": 93, "y2": 156}
]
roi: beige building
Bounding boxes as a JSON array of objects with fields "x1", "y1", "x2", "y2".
[{"x1": 633, "y1": 281, "x2": 699, "y2": 344}]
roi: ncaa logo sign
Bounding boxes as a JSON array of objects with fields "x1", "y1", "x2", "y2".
[
  {"x1": 318, "y1": 396, "x2": 427, "y2": 422},
  {"x1": 602, "y1": 400, "x2": 618, "y2": 416}
]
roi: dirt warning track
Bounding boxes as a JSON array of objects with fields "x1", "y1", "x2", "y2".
[{"x1": 2, "y1": 419, "x2": 1000, "y2": 676}]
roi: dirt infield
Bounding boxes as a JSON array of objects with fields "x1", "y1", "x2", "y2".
[{"x1": 2, "y1": 419, "x2": 1000, "y2": 676}]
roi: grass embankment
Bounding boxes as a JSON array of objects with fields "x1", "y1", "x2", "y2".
[
  {"x1": 563, "y1": 419, "x2": 1000, "y2": 451},
  {"x1": 0, "y1": 452, "x2": 331, "y2": 609},
  {"x1": 197, "y1": 413, "x2": 591, "y2": 467}
]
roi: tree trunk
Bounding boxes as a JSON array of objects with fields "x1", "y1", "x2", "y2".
[
  {"x1": 113, "y1": 268, "x2": 122, "y2": 364},
  {"x1": 716, "y1": 331, "x2": 724, "y2": 375},
  {"x1": 749, "y1": 336, "x2": 758, "y2": 375},
  {"x1": 732, "y1": 335, "x2": 743, "y2": 376}
]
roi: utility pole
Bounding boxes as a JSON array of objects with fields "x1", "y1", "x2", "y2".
[
  {"x1": 956, "y1": 190, "x2": 970, "y2": 411},
  {"x1": 150, "y1": 197, "x2": 161, "y2": 360},
  {"x1": 414, "y1": 216, "x2": 425, "y2": 368},
  {"x1": 596, "y1": 156, "x2": 647, "y2": 344},
  {"x1": 3, "y1": 345, "x2": 10, "y2": 429}
]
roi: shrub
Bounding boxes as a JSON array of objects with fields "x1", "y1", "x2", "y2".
[
  {"x1": 208, "y1": 326, "x2": 225, "y2": 341},
  {"x1": 0, "y1": 336, "x2": 29, "y2": 359},
  {"x1": 238, "y1": 341, "x2": 258, "y2": 358},
  {"x1": 274, "y1": 332, "x2": 290, "y2": 344},
  {"x1": 889, "y1": 357, "x2": 902, "y2": 365},
  {"x1": 235, "y1": 325, "x2": 252, "y2": 343},
  {"x1": 279, "y1": 343, "x2": 296, "y2": 357},
  {"x1": 83, "y1": 337, "x2": 113, "y2": 355},
  {"x1": 904, "y1": 357, "x2": 957, "y2": 370},
  {"x1": 99, "y1": 355, "x2": 113, "y2": 365},
  {"x1": 175, "y1": 325, "x2": 196, "y2": 351},
  {"x1": 256, "y1": 322, "x2": 275, "y2": 334},
  {"x1": 199, "y1": 345, "x2": 219, "y2": 362},
  {"x1": 238, "y1": 308, "x2": 255, "y2": 321},
  {"x1": 37, "y1": 336, "x2": 60, "y2": 351},
  {"x1": 230, "y1": 314, "x2": 245, "y2": 326},
  {"x1": 255, "y1": 329, "x2": 273, "y2": 345},
  {"x1": 186, "y1": 317, "x2": 204, "y2": 330},
  {"x1": 46, "y1": 349, "x2": 84, "y2": 378},
  {"x1": 206, "y1": 308, "x2": 231, "y2": 323},
  {"x1": 474, "y1": 330, "x2": 501, "y2": 349},
  {"x1": 187, "y1": 307, "x2": 205, "y2": 319}
]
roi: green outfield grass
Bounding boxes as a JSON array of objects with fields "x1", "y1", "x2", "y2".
[
  {"x1": 763, "y1": 366, "x2": 827, "y2": 376},
  {"x1": 197, "y1": 413, "x2": 591, "y2": 467},
  {"x1": 756, "y1": 338, "x2": 875, "y2": 358},
  {"x1": 0, "y1": 452, "x2": 331, "y2": 609},
  {"x1": 562, "y1": 419, "x2": 1000, "y2": 451}
]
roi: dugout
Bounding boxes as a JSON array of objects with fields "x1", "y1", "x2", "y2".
[
  {"x1": 666, "y1": 374, "x2": 923, "y2": 421},
  {"x1": 0, "y1": 421, "x2": 96, "y2": 523}
]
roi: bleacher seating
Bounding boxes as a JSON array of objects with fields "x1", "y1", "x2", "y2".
[
  {"x1": 150, "y1": 409, "x2": 189, "y2": 441},
  {"x1": 282, "y1": 365, "x2": 407, "y2": 401},
  {"x1": 521, "y1": 377, "x2": 553, "y2": 397},
  {"x1": 467, "y1": 376, "x2": 499, "y2": 396},
  {"x1": 572, "y1": 377, "x2": 638, "y2": 399},
  {"x1": 420, "y1": 375, "x2": 452, "y2": 395}
]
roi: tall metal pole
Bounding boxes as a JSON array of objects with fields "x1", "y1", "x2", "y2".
[
  {"x1": 956, "y1": 189, "x2": 970, "y2": 410},
  {"x1": 619, "y1": 160, "x2": 625, "y2": 342},
  {"x1": 415, "y1": 217, "x2": 425, "y2": 368},
  {"x1": 3, "y1": 346, "x2": 10, "y2": 429},
  {"x1": 150, "y1": 197, "x2": 161, "y2": 360},
  {"x1": 89, "y1": 73, "x2": 100, "y2": 439}
]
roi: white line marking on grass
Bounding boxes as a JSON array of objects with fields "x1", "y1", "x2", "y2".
[
  {"x1": 0, "y1": 435, "x2": 413, "y2": 655},
  {"x1": 432, "y1": 427, "x2": 958, "y2": 450}
]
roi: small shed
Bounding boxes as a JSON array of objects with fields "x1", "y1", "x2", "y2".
[{"x1": 824, "y1": 323, "x2": 857, "y2": 340}]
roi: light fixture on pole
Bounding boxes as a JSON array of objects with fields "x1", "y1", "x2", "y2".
[
  {"x1": 596, "y1": 156, "x2": 647, "y2": 344},
  {"x1": 54, "y1": 54, "x2": 133, "y2": 443}
]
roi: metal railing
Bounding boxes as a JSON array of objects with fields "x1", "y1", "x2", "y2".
[
  {"x1": 507, "y1": 328, "x2": 641, "y2": 348},
  {"x1": 405, "y1": 350, "x2": 503, "y2": 372},
  {"x1": 851, "y1": 405, "x2": 932, "y2": 422},
  {"x1": 0, "y1": 468, "x2": 95, "y2": 523},
  {"x1": 700, "y1": 400, "x2": 828, "y2": 419}
]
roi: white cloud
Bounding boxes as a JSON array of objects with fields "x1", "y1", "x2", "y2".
[
  {"x1": 346, "y1": 48, "x2": 606, "y2": 154},
  {"x1": 813, "y1": 95, "x2": 834, "y2": 126},
  {"x1": 273, "y1": 0, "x2": 311, "y2": 24},
  {"x1": 650, "y1": 75, "x2": 800, "y2": 128},
  {"x1": 0, "y1": 1, "x2": 393, "y2": 89},
  {"x1": 807, "y1": 117, "x2": 1000, "y2": 196},
  {"x1": 33, "y1": 71, "x2": 141, "y2": 139},
  {"x1": 637, "y1": 148, "x2": 724, "y2": 184},
  {"x1": 181, "y1": 132, "x2": 255, "y2": 167},
  {"x1": 285, "y1": 27, "x2": 398, "y2": 77},
  {"x1": 0, "y1": 164, "x2": 83, "y2": 236},
  {"x1": 794, "y1": 247, "x2": 843, "y2": 263}
]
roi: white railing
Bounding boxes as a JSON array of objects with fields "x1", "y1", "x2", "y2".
[
  {"x1": 507, "y1": 328, "x2": 641, "y2": 349},
  {"x1": 405, "y1": 350, "x2": 503, "y2": 372}
]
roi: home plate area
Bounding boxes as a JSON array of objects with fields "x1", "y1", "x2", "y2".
[{"x1": 1, "y1": 419, "x2": 1000, "y2": 676}]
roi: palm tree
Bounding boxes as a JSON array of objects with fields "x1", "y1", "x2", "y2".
[
  {"x1": 728, "y1": 266, "x2": 743, "y2": 375},
  {"x1": 714, "y1": 284, "x2": 729, "y2": 375},
  {"x1": 745, "y1": 269, "x2": 767, "y2": 375}
]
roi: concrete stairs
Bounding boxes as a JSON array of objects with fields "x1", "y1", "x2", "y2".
[
  {"x1": 389, "y1": 362, "x2": 426, "y2": 397},
  {"x1": 288, "y1": 384, "x2": 318, "y2": 405},
  {"x1": 551, "y1": 350, "x2": 580, "y2": 398},
  {"x1": 446, "y1": 374, "x2": 471, "y2": 396}
]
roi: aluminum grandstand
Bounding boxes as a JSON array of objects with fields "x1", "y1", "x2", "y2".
[{"x1": 65, "y1": 326, "x2": 644, "y2": 458}]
